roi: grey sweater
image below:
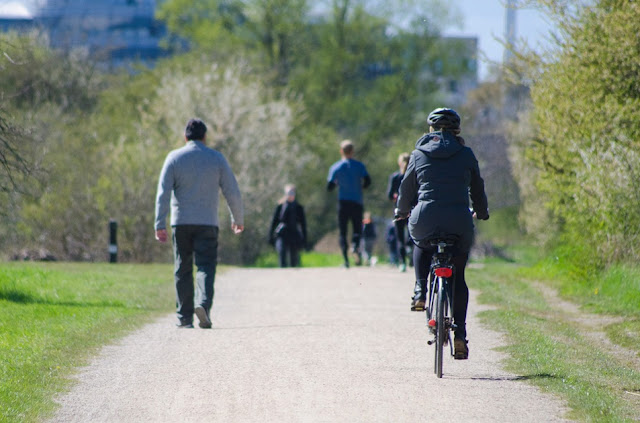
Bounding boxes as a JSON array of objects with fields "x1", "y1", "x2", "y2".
[{"x1": 155, "y1": 141, "x2": 244, "y2": 230}]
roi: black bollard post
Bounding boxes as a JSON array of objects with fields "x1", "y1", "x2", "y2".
[{"x1": 109, "y1": 219, "x2": 118, "y2": 263}]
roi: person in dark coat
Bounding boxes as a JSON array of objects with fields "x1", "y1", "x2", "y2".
[
  {"x1": 387, "y1": 152, "x2": 410, "y2": 272},
  {"x1": 396, "y1": 108, "x2": 489, "y2": 360},
  {"x1": 269, "y1": 184, "x2": 307, "y2": 268}
]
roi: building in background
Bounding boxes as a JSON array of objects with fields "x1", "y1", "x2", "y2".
[
  {"x1": 436, "y1": 36, "x2": 478, "y2": 106},
  {"x1": 0, "y1": 0, "x2": 166, "y2": 66}
]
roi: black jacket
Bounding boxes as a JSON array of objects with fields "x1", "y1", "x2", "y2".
[
  {"x1": 269, "y1": 201, "x2": 307, "y2": 246},
  {"x1": 396, "y1": 131, "x2": 488, "y2": 250},
  {"x1": 387, "y1": 171, "x2": 403, "y2": 201}
]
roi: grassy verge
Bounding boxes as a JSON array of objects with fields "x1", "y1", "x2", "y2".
[
  {"x1": 0, "y1": 262, "x2": 174, "y2": 423},
  {"x1": 523, "y1": 255, "x2": 640, "y2": 358},
  {"x1": 253, "y1": 251, "x2": 347, "y2": 267},
  {"x1": 468, "y1": 260, "x2": 640, "y2": 422}
]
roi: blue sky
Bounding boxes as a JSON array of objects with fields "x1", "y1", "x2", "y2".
[
  {"x1": 1, "y1": 0, "x2": 553, "y2": 81},
  {"x1": 445, "y1": 0, "x2": 554, "y2": 80}
]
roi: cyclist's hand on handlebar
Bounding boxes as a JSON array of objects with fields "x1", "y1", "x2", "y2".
[{"x1": 393, "y1": 208, "x2": 409, "y2": 221}]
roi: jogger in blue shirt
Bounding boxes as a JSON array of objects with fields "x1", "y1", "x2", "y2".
[{"x1": 327, "y1": 139, "x2": 371, "y2": 267}]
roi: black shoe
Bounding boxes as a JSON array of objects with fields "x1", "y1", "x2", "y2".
[
  {"x1": 195, "y1": 306, "x2": 212, "y2": 329},
  {"x1": 411, "y1": 298, "x2": 426, "y2": 311},
  {"x1": 454, "y1": 338, "x2": 469, "y2": 359},
  {"x1": 176, "y1": 319, "x2": 194, "y2": 329},
  {"x1": 352, "y1": 251, "x2": 362, "y2": 266}
]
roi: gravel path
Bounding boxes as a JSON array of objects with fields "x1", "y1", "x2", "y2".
[{"x1": 48, "y1": 267, "x2": 572, "y2": 422}]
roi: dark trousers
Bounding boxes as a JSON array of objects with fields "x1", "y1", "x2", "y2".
[
  {"x1": 413, "y1": 245, "x2": 469, "y2": 339},
  {"x1": 275, "y1": 237, "x2": 300, "y2": 268},
  {"x1": 172, "y1": 225, "x2": 219, "y2": 323},
  {"x1": 395, "y1": 218, "x2": 407, "y2": 265},
  {"x1": 338, "y1": 200, "x2": 363, "y2": 260}
]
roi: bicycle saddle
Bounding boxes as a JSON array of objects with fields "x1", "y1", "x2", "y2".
[{"x1": 427, "y1": 234, "x2": 460, "y2": 247}]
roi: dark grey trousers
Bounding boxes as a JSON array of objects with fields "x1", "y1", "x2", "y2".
[
  {"x1": 275, "y1": 237, "x2": 300, "y2": 268},
  {"x1": 172, "y1": 225, "x2": 219, "y2": 323}
]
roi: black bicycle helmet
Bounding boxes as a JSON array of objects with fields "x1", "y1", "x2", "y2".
[{"x1": 426, "y1": 108, "x2": 460, "y2": 130}]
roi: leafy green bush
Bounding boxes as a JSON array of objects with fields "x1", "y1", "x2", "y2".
[{"x1": 523, "y1": 1, "x2": 640, "y2": 264}]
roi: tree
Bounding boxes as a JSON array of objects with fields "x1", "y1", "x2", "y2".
[
  {"x1": 87, "y1": 53, "x2": 317, "y2": 263},
  {"x1": 520, "y1": 0, "x2": 640, "y2": 263},
  {"x1": 0, "y1": 32, "x2": 106, "y2": 259},
  {"x1": 0, "y1": 111, "x2": 33, "y2": 198},
  {"x1": 0, "y1": 35, "x2": 45, "y2": 203}
]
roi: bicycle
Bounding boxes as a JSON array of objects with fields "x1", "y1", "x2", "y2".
[
  {"x1": 424, "y1": 235, "x2": 459, "y2": 378},
  {"x1": 393, "y1": 212, "x2": 461, "y2": 377}
]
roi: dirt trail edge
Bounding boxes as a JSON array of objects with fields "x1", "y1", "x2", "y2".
[{"x1": 48, "y1": 267, "x2": 572, "y2": 423}]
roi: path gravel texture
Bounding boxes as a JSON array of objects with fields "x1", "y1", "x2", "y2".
[{"x1": 49, "y1": 267, "x2": 572, "y2": 422}]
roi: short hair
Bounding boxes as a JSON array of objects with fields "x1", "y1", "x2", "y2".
[
  {"x1": 340, "y1": 139, "x2": 354, "y2": 156},
  {"x1": 185, "y1": 118, "x2": 207, "y2": 141}
]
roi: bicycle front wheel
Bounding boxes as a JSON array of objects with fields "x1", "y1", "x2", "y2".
[{"x1": 435, "y1": 277, "x2": 446, "y2": 378}]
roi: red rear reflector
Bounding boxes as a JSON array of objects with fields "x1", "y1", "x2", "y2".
[
  {"x1": 434, "y1": 267, "x2": 452, "y2": 278},
  {"x1": 428, "y1": 319, "x2": 436, "y2": 327}
]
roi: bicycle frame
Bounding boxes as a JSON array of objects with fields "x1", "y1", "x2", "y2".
[{"x1": 425, "y1": 238, "x2": 457, "y2": 377}]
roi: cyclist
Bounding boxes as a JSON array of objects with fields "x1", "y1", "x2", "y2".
[{"x1": 395, "y1": 108, "x2": 489, "y2": 359}]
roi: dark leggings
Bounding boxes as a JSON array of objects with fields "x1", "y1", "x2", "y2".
[
  {"x1": 338, "y1": 200, "x2": 363, "y2": 259},
  {"x1": 414, "y1": 245, "x2": 469, "y2": 339},
  {"x1": 394, "y1": 218, "x2": 407, "y2": 265}
]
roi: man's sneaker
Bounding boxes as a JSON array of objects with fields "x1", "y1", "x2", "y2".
[
  {"x1": 176, "y1": 319, "x2": 194, "y2": 329},
  {"x1": 195, "y1": 306, "x2": 212, "y2": 329},
  {"x1": 411, "y1": 298, "x2": 426, "y2": 311},
  {"x1": 454, "y1": 338, "x2": 469, "y2": 360},
  {"x1": 399, "y1": 263, "x2": 407, "y2": 272}
]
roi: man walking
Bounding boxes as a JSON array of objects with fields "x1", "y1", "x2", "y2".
[
  {"x1": 327, "y1": 139, "x2": 371, "y2": 268},
  {"x1": 155, "y1": 118, "x2": 244, "y2": 328}
]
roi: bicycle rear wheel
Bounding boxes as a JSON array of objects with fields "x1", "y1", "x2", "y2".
[{"x1": 435, "y1": 278, "x2": 446, "y2": 378}]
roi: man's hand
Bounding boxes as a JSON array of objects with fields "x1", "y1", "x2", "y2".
[
  {"x1": 232, "y1": 223, "x2": 244, "y2": 234},
  {"x1": 155, "y1": 229, "x2": 168, "y2": 243}
]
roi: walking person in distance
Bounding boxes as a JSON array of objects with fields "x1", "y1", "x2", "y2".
[
  {"x1": 395, "y1": 108, "x2": 489, "y2": 359},
  {"x1": 387, "y1": 152, "x2": 410, "y2": 272},
  {"x1": 269, "y1": 184, "x2": 307, "y2": 268},
  {"x1": 361, "y1": 211, "x2": 377, "y2": 266},
  {"x1": 155, "y1": 118, "x2": 244, "y2": 329},
  {"x1": 326, "y1": 139, "x2": 371, "y2": 268}
]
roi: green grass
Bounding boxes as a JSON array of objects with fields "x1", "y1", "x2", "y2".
[
  {"x1": 607, "y1": 321, "x2": 640, "y2": 354},
  {"x1": 0, "y1": 262, "x2": 174, "y2": 423},
  {"x1": 468, "y1": 261, "x2": 640, "y2": 422},
  {"x1": 253, "y1": 251, "x2": 346, "y2": 267},
  {"x1": 521, "y1": 258, "x2": 640, "y2": 316}
]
